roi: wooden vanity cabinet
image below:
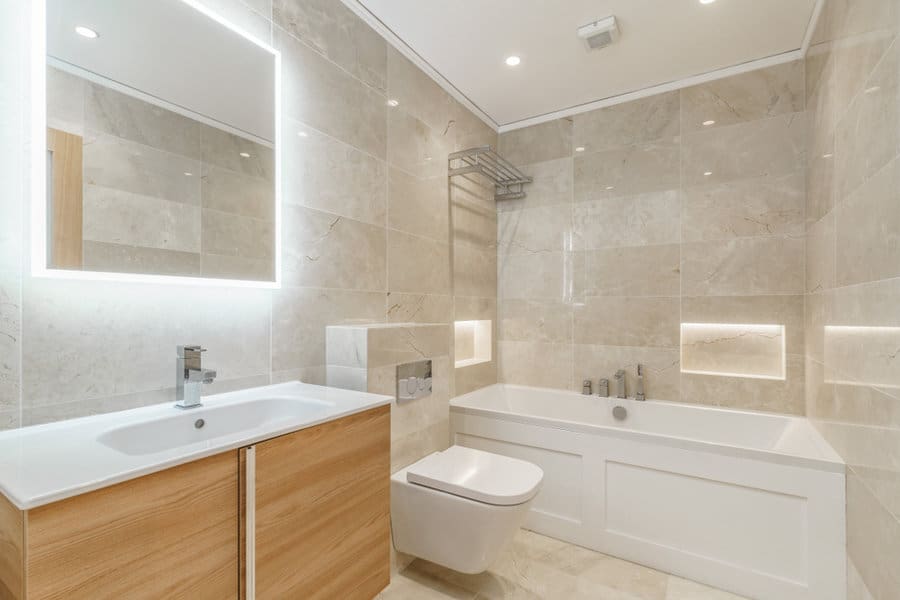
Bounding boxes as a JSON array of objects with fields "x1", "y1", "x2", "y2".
[
  {"x1": 250, "y1": 404, "x2": 391, "y2": 600},
  {"x1": 0, "y1": 405, "x2": 391, "y2": 600},
  {"x1": 0, "y1": 451, "x2": 240, "y2": 600}
]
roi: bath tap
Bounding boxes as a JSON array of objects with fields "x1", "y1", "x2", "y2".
[
  {"x1": 175, "y1": 345, "x2": 216, "y2": 409},
  {"x1": 636, "y1": 364, "x2": 645, "y2": 401},
  {"x1": 582, "y1": 379, "x2": 592, "y2": 395},
  {"x1": 614, "y1": 369, "x2": 626, "y2": 399}
]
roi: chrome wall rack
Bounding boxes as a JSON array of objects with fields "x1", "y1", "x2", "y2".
[{"x1": 448, "y1": 146, "x2": 532, "y2": 201}]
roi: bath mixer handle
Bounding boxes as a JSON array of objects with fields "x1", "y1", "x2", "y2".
[
  {"x1": 582, "y1": 379, "x2": 592, "y2": 395},
  {"x1": 636, "y1": 364, "x2": 645, "y2": 401},
  {"x1": 615, "y1": 369, "x2": 626, "y2": 399}
]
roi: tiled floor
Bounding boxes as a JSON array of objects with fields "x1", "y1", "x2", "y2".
[{"x1": 378, "y1": 529, "x2": 749, "y2": 600}]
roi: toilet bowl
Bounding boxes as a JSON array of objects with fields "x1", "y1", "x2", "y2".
[{"x1": 390, "y1": 445, "x2": 544, "y2": 574}]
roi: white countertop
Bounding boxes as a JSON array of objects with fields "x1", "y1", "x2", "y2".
[{"x1": 0, "y1": 382, "x2": 392, "y2": 510}]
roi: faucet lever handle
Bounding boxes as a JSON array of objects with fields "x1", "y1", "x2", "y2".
[{"x1": 177, "y1": 345, "x2": 207, "y2": 358}]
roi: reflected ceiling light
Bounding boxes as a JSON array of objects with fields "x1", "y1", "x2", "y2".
[
  {"x1": 702, "y1": 120, "x2": 715, "y2": 126},
  {"x1": 822, "y1": 153, "x2": 833, "y2": 158},
  {"x1": 699, "y1": 0, "x2": 717, "y2": 4},
  {"x1": 865, "y1": 86, "x2": 881, "y2": 94},
  {"x1": 297, "y1": 131, "x2": 308, "y2": 138},
  {"x1": 183, "y1": 172, "x2": 193, "y2": 177},
  {"x1": 239, "y1": 152, "x2": 251, "y2": 158},
  {"x1": 704, "y1": 171, "x2": 713, "y2": 176},
  {"x1": 387, "y1": 99, "x2": 399, "y2": 107},
  {"x1": 605, "y1": 186, "x2": 615, "y2": 190},
  {"x1": 575, "y1": 146, "x2": 585, "y2": 152},
  {"x1": 75, "y1": 25, "x2": 99, "y2": 39},
  {"x1": 505, "y1": 55, "x2": 521, "y2": 67}
]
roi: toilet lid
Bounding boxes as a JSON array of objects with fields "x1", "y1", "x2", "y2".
[{"x1": 406, "y1": 445, "x2": 543, "y2": 506}]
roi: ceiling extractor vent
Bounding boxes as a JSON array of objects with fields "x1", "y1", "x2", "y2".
[{"x1": 577, "y1": 16, "x2": 619, "y2": 51}]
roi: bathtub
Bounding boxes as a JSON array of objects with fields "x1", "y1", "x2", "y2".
[{"x1": 450, "y1": 384, "x2": 845, "y2": 600}]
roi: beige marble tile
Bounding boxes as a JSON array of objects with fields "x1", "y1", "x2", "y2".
[
  {"x1": 200, "y1": 127, "x2": 274, "y2": 180},
  {"x1": 201, "y1": 164, "x2": 274, "y2": 221},
  {"x1": 498, "y1": 251, "x2": 568, "y2": 301},
  {"x1": 388, "y1": 231, "x2": 451, "y2": 295},
  {"x1": 390, "y1": 168, "x2": 448, "y2": 243},
  {"x1": 273, "y1": 0, "x2": 385, "y2": 91},
  {"x1": 367, "y1": 324, "x2": 450, "y2": 369},
  {"x1": 455, "y1": 359, "x2": 498, "y2": 397},
  {"x1": 497, "y1": 158, "x2": 573, "y2": 213},
  {"x1": 847, "y1": 557, "x2": 876, "y2": 600},
  {"x1": 681, "y1": 173, "x2": 804, "y2": 242},
  {"x1": 681, "y1": 354, "x2": 805, "y2": 414},
  {"x1": 390, "y1": 420, "x2": 450, "y2": 473},
  {"x1": 271, "y1": 287, "x2": 383, "y2": 372},
  {"x1": 387, "y1": 293, "x2": 453, "y2": 324},
  {"x1": 386, "y1": 46, "x2": 454, "y2": 133},
  {"x1": 681, "y1": 294, "x2": 804, "y2": 355},
  {"x1": 452, "y1": 187, "x2": 497, "y2": 250},
  {"x1": 574, "y1": 345, "x2": 680, "y2": 401},
  {"x1": 576, "y1": 244, "x2": 680, "y2": 297},
  {"x1": 388, "y1": 107, "x2": 453, "y2": 179},
  {"x1": 682, "y1": 112, "x2": 805, "y2": 187},
  {"x1": 665, "y1": 576, "x2": 747, "y2": 600},
  {"x1": 572, "y1": 91, "x2": 680, "y2": 152},
  {"x1": 574, "y1": 141, "x2": 680, "y2": 201},
  {"x1": 847, "y1": 468, "x2": 900, "y2": 600},
  {"x1": 574, "y1": 296, "x2": 679, "y2": 348},
  {"x1": 573, "y1": 190, "x2": 679, "y2": 250},
  {"x1": 498, "y1": 341, "x2": 573, "y2": 389},
  {"x1": 498, "y1": 205, "x2": 571, "y2": 255},
  {"x1": 681, "y1": 61, "x2": 804, "y2": 133},
  {"x1": 83, "y1": 134, "x2": 201, "y2": 204},
  {"x1": 82, "y1": 185, "x2": 201, "y2": 253},
  {"x1": 681, "y1": 323, "x2": 786, "y2": 381},
  {"x1": 499, "y1": 119, "x2": 573, "y2": 166},
  {"x1": 498, "y1": 299, "x2": 572, "y2": 344},
  {"x1": 84, "y1": 83, "x2": 203, "y2": 159},
  {"x1": 835, "y1": 154, "x2": 900, "y2": 286},
  {"x1": 681, "y1": 236, "x2": 805, "y2": 296},
  {"x1": 201, "y1": 253, "x2": 274, "y2": 282},
  {"x1": 806, "y1": 211, "x2": 835, "y2": 294},
  {"x1": 0, "y1": 271, "x2": 20, "y2": 413},
  {"x1": 453, "y1": 244, "x2": 497, "y2": 299},
  {"x1": 277, "y1": 26, "x2": 386, "y2": 159},
  {"x1": 22, "y1": 278, "x2": 271, "y2": 409},
  {"x1": 284, "y1": 121, "x2": 386, "y2": 226},
  {"x1": 834, "y1": 40, "x2": 899, "y2": 202},
  {"x1": 282, "y1": 205, "x2": 386, "y2": 290},
  {"x1": 202, "y1": 209, "x2": 273, "y2": 262},
  {"x1": 46, "y1": 66, "x2": 84, "y2": 135},
  {"x1": 82, "y1": 241, "x2": 202, "y2": 277}
]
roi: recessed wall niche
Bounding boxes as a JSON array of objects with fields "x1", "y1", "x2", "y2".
[
  {"x1": 455, "y1": 320, "x2": 492, "y2": 368},
  {"x1": 680, "y1": 323, "x2": 786, "y2": 381}
]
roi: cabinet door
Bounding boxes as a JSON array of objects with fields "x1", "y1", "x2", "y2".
[
  {"x1": 26, "y1": 451, "x2": 240, "y2": 600},
  {"x1": 254, "y1": 405, "x2": 390, "y2": 599}
]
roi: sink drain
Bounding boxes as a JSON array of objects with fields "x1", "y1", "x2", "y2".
[{"x1": 194, "y1": 418, "x2": 205, "y2": 429}]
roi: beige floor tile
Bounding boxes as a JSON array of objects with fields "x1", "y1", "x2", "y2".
[{"x1": 664, "y1": 576, "x2": 748, "y2": 600}]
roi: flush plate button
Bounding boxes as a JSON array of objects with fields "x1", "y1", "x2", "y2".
[{"x1": 397, "y1": 359, "x2": 432, "y2": 403}]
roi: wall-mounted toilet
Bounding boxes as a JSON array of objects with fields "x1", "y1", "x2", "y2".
[{"x1": 390, "y1": 445, "x2": 544, "y2": 574}]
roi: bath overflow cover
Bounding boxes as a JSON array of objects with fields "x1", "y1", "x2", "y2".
[
  {"x1": 612, "y1": 406, "x2": 627, "y2": 420},
  {"x1": 195, "y1": 418, "x2": 205, "y2": 429}
]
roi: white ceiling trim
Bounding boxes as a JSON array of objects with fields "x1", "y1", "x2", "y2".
[
  {"x1": 497, "y1": 49, "x2": 803, "y2": 133},
  {"x1": 344, "y1": 0, "x2": 825, "y2": 135},
  {"x1": 339, "y1": 0, "x2": 500, "y2": 131}
]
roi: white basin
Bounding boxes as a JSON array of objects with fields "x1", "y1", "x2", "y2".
[{"x1": 97, "y1": 396, "x2": 333, "y2": 456}]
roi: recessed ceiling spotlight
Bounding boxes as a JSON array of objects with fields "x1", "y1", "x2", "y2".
[
  {"x1": 575, "y1": 146, "x2": 585, "y2": 152},
  {"x1": 699, "y1": 0, "x2": 717, "y2": 4},
  {"x1": 387, "y1": 99, "x2": 399, "y2": 107},
  {"x1": 704, "y1": 171, "x2": 713, "y2": 176},
  {"x1": 702, "y1": 120, "x2": 716, "y2": 126},
  {"x1": 75, "y1": 25, "x2": 99, "y2": 39},
  {"x1": 239, "y1": 152, "x2": 251, "y2": 158},
  {"x1": 505, "y1": 55, "x2": 521, "y2": 67}
]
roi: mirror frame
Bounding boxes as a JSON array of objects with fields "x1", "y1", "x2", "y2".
[{"x1": 30, "y1": 0, "x2": 282, "y2": 288}]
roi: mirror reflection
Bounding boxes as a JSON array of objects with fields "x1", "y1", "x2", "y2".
[{"x1": 45, "y1": 0, "x2": 277, "y2": 282}]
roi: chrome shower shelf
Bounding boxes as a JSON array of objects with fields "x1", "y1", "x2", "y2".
[{"x1": 448, "y1": 146, "x2": 532, "y2": 201}]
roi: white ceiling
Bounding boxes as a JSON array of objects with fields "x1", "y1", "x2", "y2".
[
  {"x1": 354, "y1": 0, "x2": 819, "y2": 129},
  {"x1": 47, "y1": 0, "x2": 275, "y2": 141}
]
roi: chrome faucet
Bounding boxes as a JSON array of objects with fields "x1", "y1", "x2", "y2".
[
  {"x1": 175, "y1": 345, "x2": 216, "y2": 409},
  {"x1": 636, "y1": 364, "x2": 646, "y2": 401},
  {"x1": 614, "y1": 369, "x2": 626, "y2": 399}
]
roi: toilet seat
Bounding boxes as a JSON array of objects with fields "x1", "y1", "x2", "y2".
[{"x1": 405, "y1": 445, "x2": 543, "y2": 506}]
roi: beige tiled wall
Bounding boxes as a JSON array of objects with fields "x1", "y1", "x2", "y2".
[
  {"x1": 497, "y1": 61, "x2": 807, "y2": 414},
  {"x1": 805, "y1": 0, "x2": 900, "y2": 598},
  {"x1": 0, "y1": 0, "x2": 495, "y2": 426}
]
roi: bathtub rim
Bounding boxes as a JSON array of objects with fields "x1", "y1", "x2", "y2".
[{"x1": 450, "y1": 384, "x2": 844, "y2": 474}]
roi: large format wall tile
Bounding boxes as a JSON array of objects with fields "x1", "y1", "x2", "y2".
[
  {"x1": 573, "y1": 190, "x2": 679, "y2": 250},
  {"x1": 572, "y1": 91, "x2": 680, "y2": 152},
  {"x1": 498, "y1": 158, "x2": 573, "y2": 212},
  {"x1": 388, "y1": 168, "x2": 448, "y2": 242},
  {"x1": 385, "y1": 46, "x2": 454, "y2": 133},
  {"x1": 574, "y1": 297, "x2": 679, "y2": 348},
  {"x1": 577, "y1": 244, "x2": 680, "y2": 297},
  {"x1": 574, "y1": 141, "x2": 680, "y2": 200},
  {"x1": 573, "y1": 344, "x2": 680, "y2": 401},
  {"x1": 499, "y1": 119, "x2": 572, "y2": 166},
  {"x1": 387, "y1": 231, "x2": 450, "y2": 295},
  {"x1": 681, "y1": 236, "x2": 805, "y2": 296}
]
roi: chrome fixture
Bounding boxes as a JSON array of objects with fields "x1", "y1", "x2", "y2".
[
  {"x1": 582, "y1": 379, "x2": 592, "y2": 395},
  {"x1": 448, "y1": 146, "x2": 533, "y2": 201},
  {"x1": 597, "y1": 378, "x2": 609, "y2": 397},
  {"x1": 636, "y1": 364, "x2": 646, "y2": 401},
  {"x1": 397, "y1": 359, "x2": 433, "y2": 402},
  {"x1": 612, "y1": 405, "x2": 627, "y2": 420},
  {"x1": 615, "y1": 369, "x2": 626, "y2": 399},
  {"x1": 175, "y1": 345, "x2": 216, "y2": 409}
]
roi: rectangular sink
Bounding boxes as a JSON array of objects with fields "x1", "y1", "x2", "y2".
[{"x1": 97, "y1": 396, "x2": 333, "y2": 456}]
